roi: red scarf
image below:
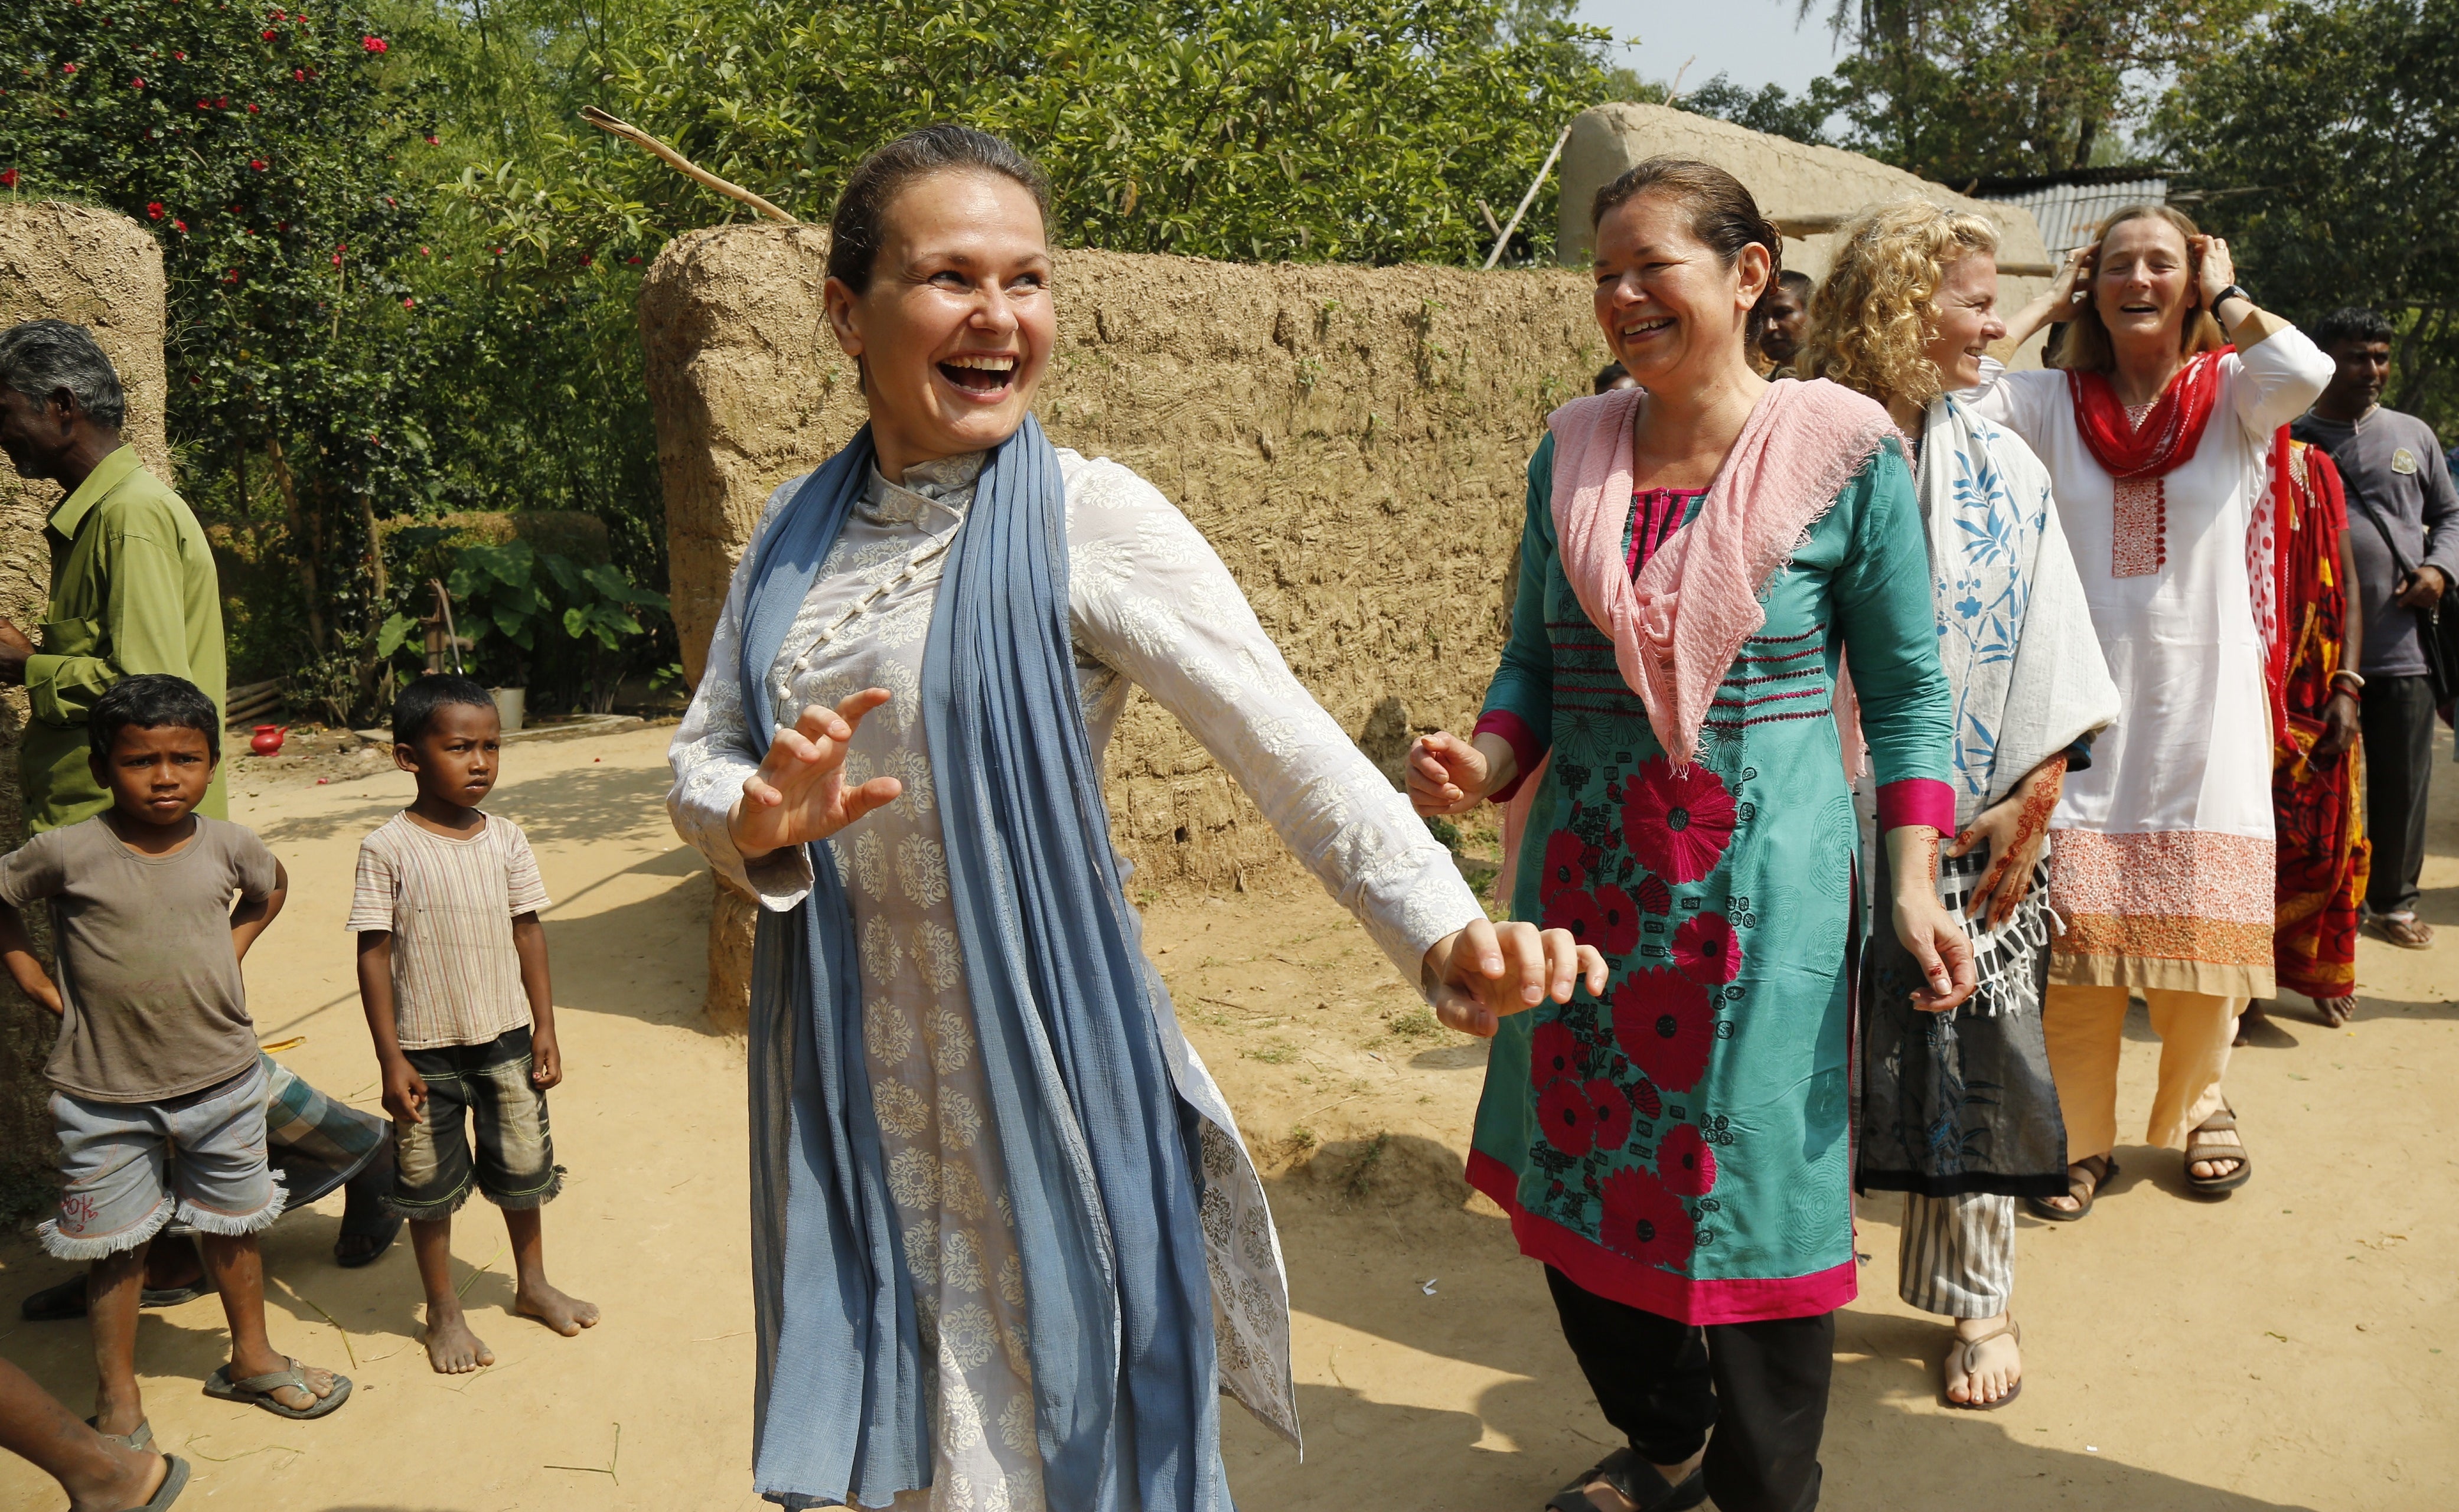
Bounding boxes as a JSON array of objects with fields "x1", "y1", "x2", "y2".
[{"x1": 2065, "y1": 349, "x2": 2230, "y2": 579}]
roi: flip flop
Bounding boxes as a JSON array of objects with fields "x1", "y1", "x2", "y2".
[
  {"x1": 203, "y1": 1357, "x2": 352, "y2": 1419},
  {"x1": 84, "y1": 1416, "x2": 153, "y2": 1451},
  {"x1": 21, "y1": 1277, "x2": 214, "y2": 1321},
  {"x1": 118, "y1": 1452, "x2": 188, "y2": 1511},
  {"x1": 2025, "y1": 1153, "x2": 2116, "y2": 1223},
  {"x1": 1941, "y1": 1319, "x2": 2023, "y2": 1411},
  {"x1": 2185, "y1": 1106, "x2": 2252, "y2": 1196},
  {"x1": 1544, "y1": 1446, "x2": 1707, "y2": 1512}
]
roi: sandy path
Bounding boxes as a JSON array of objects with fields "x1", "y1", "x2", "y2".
[{"x1": 3, "y1": 721, "x2": 2453, "y2": 1510}]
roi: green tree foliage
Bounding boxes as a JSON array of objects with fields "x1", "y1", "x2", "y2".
[
  {"x1": 1678, "y1": 73, "x2": 1845, "y2": 146},
  {"x1": 2166, "y1": 0, "x2": 2459, "y2": 429},
  {"x1": 460, "y1": 0, "x2": 1612, "y2": 268}
]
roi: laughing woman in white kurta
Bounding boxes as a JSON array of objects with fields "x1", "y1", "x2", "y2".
[
  {"x1": 1975, "y1": 205, "x2": 2330, "y2": 1215},
  {"x1": 666, "y1": 126, "x2": 1600, "y2": 1512}
]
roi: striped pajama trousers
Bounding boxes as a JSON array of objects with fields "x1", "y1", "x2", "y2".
[{"x1": 1897, "y1": 1192, "x2": 2014, "y2": 1318}]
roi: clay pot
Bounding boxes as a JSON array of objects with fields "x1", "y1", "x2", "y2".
[{"x1": 250, "y1": 724, "x2": 286, "y2": 756}]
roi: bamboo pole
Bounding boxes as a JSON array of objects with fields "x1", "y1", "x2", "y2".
[
  {"x1": 1484, "y1": 125, "x2": 1571, "y2": 272},
  {"x1": 579, "y1": 106, "x2": 799, "y2": 226}
]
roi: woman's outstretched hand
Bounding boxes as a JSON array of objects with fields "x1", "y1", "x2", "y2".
[
  {"x1": 1887, "y1": 826, "x2": 1978, "y2": 1014},
  {"x1": 1946, "y1": 753, "x2": 2065, "y2": 930},
  {"x1": 727, "y1": 688, "x2": 905, "y2": 858},
  {"x1": 1422, "y1": 919, "x2": 1608, "y2": 1038},
  {"x1": 1407, "y1": 731, "x2": 1508, "y2": 817}
]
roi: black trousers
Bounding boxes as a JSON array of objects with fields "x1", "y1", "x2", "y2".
[
  {"x1": 1545, "y1": 1266, "x2": 1832, "y2": 1512},
  {"x1": 2360, "y1": 675, "x2": 2437, "y2": 916}
]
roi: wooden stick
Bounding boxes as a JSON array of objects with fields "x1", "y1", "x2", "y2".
[
  {"x1": 1485, "y1": 123, "x2": 1571, "y2": 271},
  {"x1": 579, "y1": 106, "x2": 799, "y2": 226}
]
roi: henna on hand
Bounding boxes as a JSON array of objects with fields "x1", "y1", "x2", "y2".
[{"x1": 1964, "y1": 753, "x2": 2066, "y2": 928}]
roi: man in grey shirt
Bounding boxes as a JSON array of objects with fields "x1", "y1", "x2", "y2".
[{"x1": 2292, "y1": 307, "x2": 2459, "y2": 949}]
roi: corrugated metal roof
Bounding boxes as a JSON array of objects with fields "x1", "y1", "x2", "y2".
[{"x1": 1975, "y1": 177, "x2": 2168, "y2": 259}]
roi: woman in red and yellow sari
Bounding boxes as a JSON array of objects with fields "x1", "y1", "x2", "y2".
[{"x1": 2259, "y1": 432, "x2": 2369, "y2": 1031}]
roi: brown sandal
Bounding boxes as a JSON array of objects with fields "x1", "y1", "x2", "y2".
[
  {"x1": 1942, "y1": 1319, "x2": 2023, "y2": 1410},
  {"x1": 2025, "y1": 1153, "x2": 2115, "y2": 1222},
  {"x1": 2184, "y1": 1105, "x2": 2251, "y2": 1196}
]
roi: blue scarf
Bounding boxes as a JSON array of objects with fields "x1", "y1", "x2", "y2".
[{"x1": 736, "y1": 418, "x2": 1226, "y2": 1511}]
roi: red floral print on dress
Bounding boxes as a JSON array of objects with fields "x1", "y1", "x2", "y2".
[
  {"x1": 1538, "y1": 831, "x2": 1589, "y2": 906},
  {"x1": 1598, "y1": 1167, "x2": 1695, "y2": 1271},
  {"x1": 1586, "y1": 1079, "x2": 1632, "y2": 1151},
  {"x1": 1544, "y1": 885, "x2": 1640, "y2": 959},
  {"x1": 1635, "y1": 874, "x2": 1673, "y2": 916},
  {"x1": 1529, "y1": 1020, "x2": 1581, "y2": 1086},
  {"x1": 1622, "y1": 755, "x2": 1738, "y2": 883},
  {"x1": 1537, "y1": 1077, "x2": 1596, "y2": 1157},
  {"x1": 1629, "y1": 1078, "x2": 1662, "y2": 1119},
  {"x1": 1610, "y1": 968, "x2": 1714, "y2": 1093},
  {"x1": 1671, "y1": 912, "x2": 1741, "y2": 985},
  {"x1": 1657, "y1": 1123, "x2": 1718, "y2": 1196}
]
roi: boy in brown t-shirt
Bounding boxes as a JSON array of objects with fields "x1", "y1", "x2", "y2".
[
  {"x1": 0, "y1": 674, "x2": 350, "y2": 1441},
  {"x1": 350, "y1": 675, "x2": 596, "y2": 1374}
]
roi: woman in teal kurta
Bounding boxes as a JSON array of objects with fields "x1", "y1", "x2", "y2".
[{"x1": 1408, "y1": 161, "x2": 1969, "y2": 1512}]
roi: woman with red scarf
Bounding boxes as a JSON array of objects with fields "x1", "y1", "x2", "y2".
[{"x1": 1978, "y1": 205, "x2": 2331, "y2": 1214}]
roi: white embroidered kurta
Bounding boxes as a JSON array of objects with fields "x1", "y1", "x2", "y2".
[
  {"x1": 669, "y1": 449, "x2": 1483, "y2": 1509},
  {"x1": 1969, "y1": 330, "x2": 2331, "y2": 995}
]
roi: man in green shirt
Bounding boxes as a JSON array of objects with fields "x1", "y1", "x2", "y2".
[
  {"x1": 0, "y1": 325, "x2": 227, "y2": 828},
  {"x1": 0, "y1": 319, "x2": 396, "y2": 1315}
]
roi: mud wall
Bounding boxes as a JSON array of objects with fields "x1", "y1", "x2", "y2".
[
  {"x1": 640, "y1": 227, "x2": 1606, "y2": 1020},
  {"x1": 0, "y1": 204, "x2": 172, "y2": 1213}
]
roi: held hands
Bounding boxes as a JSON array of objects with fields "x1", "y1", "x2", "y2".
[
  {"x1": 1888, "y1": 826, "x2": 1978, "y2": 1015},
  {"x1": 380, "y1": 1054, "x2": 428, "y2": 1125},
  {"x1": 728, "y1": 688, "x2": 905, "y2": 858},
  {"x1": 1945, "y1": 754, "x2": 2064, "y2": 930},
  {"x1": 2395, "y1": 565, "x2": 2449, "y2": 610},
  {"x1": 530, "y1": 1026, "x2": 564, "y2": 1091},
  {"x1": 2190, "y1": 234, "x2": 2238, "y2": 310},
  {"x1": 1421, "y1": 919, "x2": 1608, "y2": 1039},
  {"x1": 1406, "y1": 731, "x2": 1508, "y2": 817},
  {"x1": 2312, "y1": 691, "x2": 2362, "y2": 766}
]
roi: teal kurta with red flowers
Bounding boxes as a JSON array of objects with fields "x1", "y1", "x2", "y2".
[{"x1": 1468, "y1": 432, "x2": 1952, "y2": 1325}]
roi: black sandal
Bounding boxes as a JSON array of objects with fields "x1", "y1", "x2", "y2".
[
  {"x1": 1544, "y1": 1447, "x2": 1707, "y2": 1512},
  {"x1": 2025, "y1": 1152, "x2": 2116, "y2": 1223}
]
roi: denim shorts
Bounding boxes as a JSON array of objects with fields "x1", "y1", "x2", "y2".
[
  {"x1": 390, "y1": 1024, "x2": 563, "y2": 1219},
  {"x1": 44, "y1": 1061, "x2": 281, "y2": 1260}
]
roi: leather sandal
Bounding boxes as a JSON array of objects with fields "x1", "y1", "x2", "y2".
[
  {"x1": 1941, "y1": 1319, "x2": 2022, "y2": 1410},
  {"x1": 2184, "y1": 1105, "x2": 2252, "y2": 1196},
  {"x1": 1544, "y1": 1446, "x2": 1707, "y2": 1512},
  {"x1": 2025, "y1": 1152, "x2": 2115, "y2": 1222},
  {"x1": 2368, "y1": 913, "x2": 2433, "y2": 950}
]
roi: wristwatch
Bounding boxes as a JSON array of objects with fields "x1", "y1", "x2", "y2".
[{"x1": 2211, "y1": 283, "x2": 2254, "y2": 319}]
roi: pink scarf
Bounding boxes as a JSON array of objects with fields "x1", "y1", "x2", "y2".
[{"x1": 1495, "y1": 378, "x2": 1896, "y2": 901}]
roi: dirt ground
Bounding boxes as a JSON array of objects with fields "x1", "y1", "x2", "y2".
[{"x1": 2, "y1": 720, "x2": 2453, "y2": 1511}]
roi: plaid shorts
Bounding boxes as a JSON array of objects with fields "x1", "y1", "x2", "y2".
[{"x1": 390, "y1": 1025, "x2": 563, "y2": 1219}]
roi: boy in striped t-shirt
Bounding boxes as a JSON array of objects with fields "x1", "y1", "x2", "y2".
[{"x1": 350, "y1": 675, "x2": 598, "y2": 1374}]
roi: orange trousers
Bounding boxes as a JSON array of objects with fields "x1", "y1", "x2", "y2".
[{"x1": 2041, "y1": 985, "x2": 2245, "y2": 1161}]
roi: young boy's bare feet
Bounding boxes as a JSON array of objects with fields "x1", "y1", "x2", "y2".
[
  {"x1": 516, "y1": 1279, "x2": 599, "y2": 1336},
  {"x1": 423, "y1": 1301, "x2": 496, "y2": 1373}
]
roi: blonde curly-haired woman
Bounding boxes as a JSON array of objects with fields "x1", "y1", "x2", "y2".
[{"x1": 1799, "y1": 201, "x2": 2118, "y2": 1409}]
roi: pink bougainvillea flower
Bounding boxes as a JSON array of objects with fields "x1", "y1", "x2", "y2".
[
  {"x1": 1611, "y1": 968, "x2": 1714, "y2": 1093},
  {"x1": 1622, "y1": 755, "x2": 1739, "y2": 884},
  {"x1": 249, "y1": 158, "x2": 266, "y2": 170},
  {"x1": 1586, "y1": 1079, "x2": 1632, "y2": 1151},
  {"x1": 364, "y1": 36, "x2": 389, "y2": 53},
  {"x1": 174, "y1": 50, "x2": 187, "y2": 60},
  {"x1": 1529, "y1": 1020, "x2": 1581, "y2": 1085},
  {"x1": 130, "y1": 77, "x2": 144, "y2": 89},
  {"x1": 224, "y1": 268, "x2": 240, "y2": 283},
  {"x1": 1656, "y1": 1123, "x2": 1718, "y2": 1196},
  {"x1": 171, "y1": 219, "x2": 187, "y2": 233},
  {"x1": 62, "y1": 63, "x2": 78, "y2": 74},
  {"x1": 1536, "y1": 1077, "x2": 1595, "y2": 1157},
  {"x1": 424, "y1": 133, "x2": 439, "y2": 145},
  {"x1": 418, "y1": 244, "x2": 430, "y2": 256},
  {"x1": 262, "y1": 28, "x2": 278, "y2": 38},
  {"x1": 146, "y1": 202, "x2": 163, "y2": 218},
  {"x1": 293, "y1": 68, "x2": 306, "y2": 81},
  {"x1": 1671, "y1": 912, "x2": 1741, "y2": 985},
  {"x1": 1538, "y1": 831, "x2": 1588, "y2": 906},
  {"x1": 625, "y1": 254, "x2": 643, "y2": 264},
  {"x1": 247, "y1": 103, "x2": 260, "y2": 113},
  {"x1": 401, "y1": 296, "x2": 415, "y2": 308},
  {"x1": 2, "y1": 169, "x2": 21, "y2": 190},
  {"x1": 1635, "y1": 874, "x2": 1672, "y2": 916},
  {"x1": 1598, "y1": 1167, "x2": 1695, "y2": 1270},
  {"x1": 215, "y1": 97, "x2": 228, "y2": 108}
]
